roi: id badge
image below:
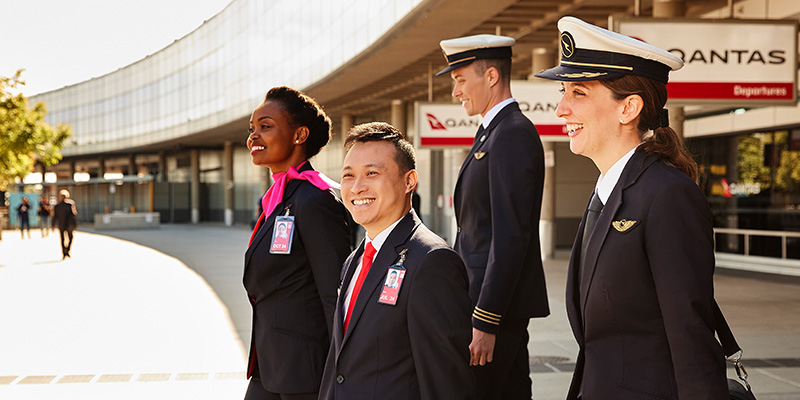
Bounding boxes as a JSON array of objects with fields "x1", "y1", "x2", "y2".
[
  {"x1": 378, "y1": 249, "x2": 408, "y2": 306},
  {"x1": 270, "y1": 215, "x2": 295, "y2": 254}
]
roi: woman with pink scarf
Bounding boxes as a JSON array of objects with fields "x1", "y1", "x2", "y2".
[{"x1": 243, "y1": 86, "x2": 351, "y2": 400}]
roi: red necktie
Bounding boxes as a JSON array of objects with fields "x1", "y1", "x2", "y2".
[{"x1": 343, "y1": 242, "x2": 377, "y2": 333}]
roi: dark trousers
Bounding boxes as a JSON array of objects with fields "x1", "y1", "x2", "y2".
[
  {"x1": 244, "y1": 377, "x2": 317, "y2": 400},
  {"x1": 20, "y1": 218, "x2": 30, "y2": 237},
  {"x1": 472, "y1": 321, "x2": 532, "y2": 400},
  {"x1": 59, "y1": 228, "x2": 74, "y2": 257}
]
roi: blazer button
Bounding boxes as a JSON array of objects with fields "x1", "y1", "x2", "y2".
[
  {"x1": 336, "y1": 375, "x2": 345, "y2": 384},
  {"x1": 457, "y1": 226, "x2": 461, "y2": 233}
]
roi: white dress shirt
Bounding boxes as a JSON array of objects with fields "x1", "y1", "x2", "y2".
[{"x1": 342, "y1": 214, "x2": 406, "y2": 321}]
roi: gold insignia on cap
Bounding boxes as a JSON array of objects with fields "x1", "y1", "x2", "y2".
[
  {"x1": 612, "y1": 219, "x2": 638, "y2": 232},
  {"x1": 556, "y1": 72, "x2": 608, "y2": 79},
  {"x1": 474, "y1": 151, "x2": 486, "y2": 160},
  {"x1": 560, "y1": 32, "x2": 575, "y2": 58}
]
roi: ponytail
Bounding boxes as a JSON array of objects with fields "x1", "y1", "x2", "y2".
[
  {"x1": 641, "y1": 126, "x2": 698, "y2": 181},
  {"x1": 600, "y1": 75, "x2": 698, "y2": 181}
]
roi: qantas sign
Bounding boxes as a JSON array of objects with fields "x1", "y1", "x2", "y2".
[
  {"x1": 617, "y1": 19, "x2": 797, "y2": 105},
  {"x1": 417, "y1": 81, "x2": 567, "y2": 147}
]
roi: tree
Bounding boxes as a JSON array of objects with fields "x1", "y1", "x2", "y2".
[{"x1": 0, "y1": 69, "x2": 71, "y2": 190}]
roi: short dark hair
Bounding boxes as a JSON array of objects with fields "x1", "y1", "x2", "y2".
[
  {"x1": 344, "y1": 122, "x2": 416, "y2": 173},
  {"x1": 472, "y1": 58, "x2": 512, "y2": 84},
  {"x1": 264, "y1": 86, "x2": 332, "y2": 158}
]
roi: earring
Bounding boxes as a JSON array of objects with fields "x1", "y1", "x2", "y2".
[
  {"x1": 619, "y1": 119, "x2": 625, "y2": 124},
  {"x1": 295, "y1": 140, "x2": 299, "y2": 143}
]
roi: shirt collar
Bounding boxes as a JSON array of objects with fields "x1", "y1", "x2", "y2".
[
  {"x1": 481, "y1": 97, "x2": 516, "y2": 129},
  {"x1": 595, "y1": 145, "x2": 640, "y2": 204},
  {"x1": 364, "y1": 212, "x2": 408, "y2": 254}
]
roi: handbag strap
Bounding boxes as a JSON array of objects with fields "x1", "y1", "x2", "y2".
[
  {"x1": 714, "y1": 300, "x2": 753, "y2": 392},
  {"x1": 713, "y1": 299, "x2": 741, "y2": 358}
]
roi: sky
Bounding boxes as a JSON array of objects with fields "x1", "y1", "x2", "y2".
[{"x1": 2, "y1": 0, "x2": 232, "y2": 97}]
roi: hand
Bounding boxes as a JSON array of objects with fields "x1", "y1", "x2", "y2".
[{"x1": 469, "y1": 328, "x2": 496, "y2": 366}]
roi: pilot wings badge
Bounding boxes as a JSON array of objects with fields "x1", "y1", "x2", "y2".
[{"x1": 612, "y1": 219, "x2": 638, "y2": 233}]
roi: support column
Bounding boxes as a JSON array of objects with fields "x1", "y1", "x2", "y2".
[
  {"x1": 340, "y1": 114, "x2": 354, "y2": 157},
  {"x1": 654, "y1": 0, "x2": 686, "y2": 140},
  {"x1": 128, "y1": 154, "x2": 137, "y2": 176},
  {"x1": 98, "y1": 158, "x2": 106, "y2": 179},
  {"x1": 429, "y1": 149, "x2": 445, "y2": 234},
  {"x1": 158, "y1": 152, "x2": 167, "y2": 182},
  {"x1": 223, "y1": 141, "x2": 234, "y2": 226},
  {"x1": 191, "y1": 149, "x2": 200, "y2": 224},
  {"x1": 390, "y1": 100, "x2": 406, "y2": 133},
  {"x1": 531, "y1": 47, "x2": 558, "y2": 259}
]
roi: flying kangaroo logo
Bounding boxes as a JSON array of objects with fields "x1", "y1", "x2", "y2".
[{"x1": 426, "y1": 113, "x2": 447, "y2": 130}]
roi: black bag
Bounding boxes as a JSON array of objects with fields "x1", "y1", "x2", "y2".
[{"x1": 714, "y1": 301, "x2": 757, "y2": 400}]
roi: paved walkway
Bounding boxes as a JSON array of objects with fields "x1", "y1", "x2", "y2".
[
  {"x1": 2, "y1": 224, "x2": 799, "y2": 399},
  {"x1": 0, "y1": 228, "x2": 248, "y2": 399}
]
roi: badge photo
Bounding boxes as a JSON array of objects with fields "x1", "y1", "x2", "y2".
[
  {"x1": 378, "y1": 267, "x2": 406, "y2": 306},
  {"x1": 270, "y1": 216, "x2": 295, "y2": 254},
  {"x1": 378, "y1": 249, "x2": 408, "y2": 306}
]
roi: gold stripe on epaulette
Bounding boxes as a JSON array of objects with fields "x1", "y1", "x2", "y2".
[
  {"x1": 561, "y1": 60, "x2": 633, "y2": 71},
  {"x1": 473, "y1": 313, "x2": 501, "y2": 325}
]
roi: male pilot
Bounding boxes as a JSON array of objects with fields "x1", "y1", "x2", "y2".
[
  {"x1": 319, "y1": 122, "x2": 474, "y2": 400},
  {"x1": 437, "y1": 34, "x2": 550, "y2": 399}
]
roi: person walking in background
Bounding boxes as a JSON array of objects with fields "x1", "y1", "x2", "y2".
[
  {"x1": 16, "y1": 196, "x2": 32, "y2": 239},
  {"x1": 436, "y1": 34, "x2": 549, "y2": 399},
  {"x1": 535, "y1": 17, "x2": 728, "y2": 399},
  {"x1": 38, "y1": 196, "x2": 51, "y2": 237},
  {"x1": 52, "y1": 190, "x2": 78, "y2": 259},
  {"x1": 243, "y1": 86, "x2": 351, "y2": 400},
  {"x1": 319, "y1": 122, "x2": 473, "y2": 400}
]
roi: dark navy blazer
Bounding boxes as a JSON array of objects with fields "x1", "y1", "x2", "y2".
[{"x1": 566, "y1": 148, "x2": 727, "y2": 399}]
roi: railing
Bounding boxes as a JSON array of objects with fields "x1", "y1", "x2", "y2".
[{"x1": 714, "y1": 228, "x2": 800, "y2": 259}]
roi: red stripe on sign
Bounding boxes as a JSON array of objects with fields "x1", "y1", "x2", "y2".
[
  {"x1": 537, "y1": 125, "x2": 567, "y2": 136},
  {"x1": 420, "y1": 137, "x2": 475, "y2": 146},
  {"x1": 667, "y1": 82, "x2": 794, "y2": 100}
]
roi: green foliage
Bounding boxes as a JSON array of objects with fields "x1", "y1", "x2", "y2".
[{"x1": 0, "y1": 69, "x2": 71, "y2": 189}]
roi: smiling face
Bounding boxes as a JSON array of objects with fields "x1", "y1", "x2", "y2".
[
  {"x1": 341, "y1": 141, "x2": 417, "y2": 239},
  {"x1": 247, "y1": 100, "x2": 304, "y2": 173},
  {"x1": 556, "y1": 81, "x2": 630, "y2": 162},
  {"x1": 450, "y1": 64, "x2": 493, "y2": 117}
]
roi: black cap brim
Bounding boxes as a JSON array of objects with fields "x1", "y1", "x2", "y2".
[{"x1": 435, "y1": 60, "x2": 474, "y2": 76}]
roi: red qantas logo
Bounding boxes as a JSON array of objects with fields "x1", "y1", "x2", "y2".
[{"x1": 426, "y1": 113, "x2": 447, "y2": 130}]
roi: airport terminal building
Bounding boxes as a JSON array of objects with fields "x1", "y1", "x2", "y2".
[{"x1": 15, "y1": 0, "x2": 800, "y2": 271}]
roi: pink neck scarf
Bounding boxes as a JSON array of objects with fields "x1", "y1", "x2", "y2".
[{"x1": 261, "y1": 161, "x2": 340, "y2": 218}]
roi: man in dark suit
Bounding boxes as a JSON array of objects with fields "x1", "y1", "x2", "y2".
[
  {"x1": 319, "y1": 122, "x2": 474, "y2": 400},
  {"x1": 52, "y1": 189, "x2": 78, "y2": 259},
  {"x1": 436, "y1": 35, "x2": 549, "y2": 399}
]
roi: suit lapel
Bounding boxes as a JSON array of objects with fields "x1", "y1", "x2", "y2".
[
  {"x1": 243, "y1": 164, "x2": 314, "y2": 271},
  {"x1": 578, "y1": 149, "x2": 655, "y2": 316},
  {"x1": 566, "y1": 204, "x2": 589, "y2": 345},
  {"x1": 334, "y1": 244, "x2": 363, "y2": 359},
  {"x1": 454, "y1": 102, "x2": 520, "y2": 209},
  {"x1": 338, "y1": 212, "x2": 419, "y2": 353}
]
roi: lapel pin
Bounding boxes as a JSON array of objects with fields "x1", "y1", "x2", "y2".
[
  {"x1": 480, "y1": 134, "x2": 486, "y2": 142},
  {"x1": 474, "y1": 151, "x2": 486, "y2": 160},
  {"x1": 612, "y1": 219, "x2": 638, "y2": 232}
]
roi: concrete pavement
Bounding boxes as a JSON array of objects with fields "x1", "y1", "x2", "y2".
[
  {"x1": 2, "y1": 224, "x2": 800, "y2": 399},
  {"x1": 0, "y1": 228, "x2": 248, "y2": 399}
]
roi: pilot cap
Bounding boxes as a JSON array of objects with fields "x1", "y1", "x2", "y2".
[
  {"x1": 436, "y1": 34, "x2": 515, "y2": 76},
  {"x1": 534, "y1": 16, "x2": 683, "y2": 84}
]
